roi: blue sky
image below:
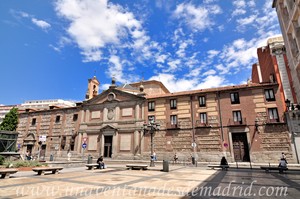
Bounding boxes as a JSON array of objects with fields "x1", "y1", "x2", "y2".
[{"x1": 0, "y1": 0, "x2": 281, "y2": 105}]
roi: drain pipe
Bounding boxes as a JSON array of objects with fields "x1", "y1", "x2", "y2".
[{"x1": 217, "y1": 91, "x2": 224, "y2": 142}]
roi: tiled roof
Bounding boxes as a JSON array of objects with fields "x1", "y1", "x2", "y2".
[{"x1": 146, "y1": 82, "x2": 278, "y2": 99}]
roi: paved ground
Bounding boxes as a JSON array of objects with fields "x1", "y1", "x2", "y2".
[{"x1": 0, "y1": 164, "x2": 300, "y2": 199}]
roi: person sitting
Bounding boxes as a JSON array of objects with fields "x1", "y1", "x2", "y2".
[
  {"x1": 278, "y1": 158, "x2": 287, "y2": 173},
  {"x1": 220, "y1": 156, "x2": 228, "y2": 170},
  {"x1": 25, "y1": 150, "x2": 32, "y2": 161},
  {"x1": 97, "y1": 156, "x2": 105, "y2": 169},
  {"x1": 173, "y1": 153, "x2": 178, "y2": 164}
]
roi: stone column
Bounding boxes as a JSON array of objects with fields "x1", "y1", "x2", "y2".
[
  {"x1": 134, "y1": 130, "x2": 139, "y2": 155},
  {"x1": 140, "y1": 130, "x2": 145, "y2": 155},
  {"x1": 135, "y1": 104, "x2": 140, "y2": 119},
  {"x1": 101, "y1": 134, "x2": 104, "y2": 156},
  {"x1": 103, "y1": 108, "x2": 108, "y2": 122},
  {"x1": 112, "y1": 131, "x2": 118, "y2": 158}
]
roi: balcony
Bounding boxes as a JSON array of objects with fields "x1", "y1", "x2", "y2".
[
  {"x1": 228, "y1": 118, "x2": 247, "y2": 126},
  {"x1": 195, "y1": 120, "x2": 211, "y2": 128},
  {"x1": 166, "y1": 122, "x2": 180, "y2": 130}
]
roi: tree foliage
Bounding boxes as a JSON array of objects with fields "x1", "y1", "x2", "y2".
[{"x1": 0, "y1": 107, "x2": 18, "y2": 131}]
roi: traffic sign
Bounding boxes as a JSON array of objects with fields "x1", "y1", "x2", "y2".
[
  {"x1": 82, "y1": 143, "x2": 87, "y2": 149},
  {"x1": 82, "y1": 137, "x2": 88, "y2": 143},
  {"x1": 191, "y1": 142, "x2": 197, "y2": 148}
]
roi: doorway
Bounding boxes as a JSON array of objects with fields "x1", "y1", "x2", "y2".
[
  {"x1": 40, "y1": 145, "x2": 46, "y2": 159},
  {"x1": 104, "y1": 136, "x2": 113, "y2": 158},
  {"x1": 232, "y1": 133, "x2": 250, "y2": 162},
  {"x1": 26, "y1": 145, "x2": 33, "y2": 153}
]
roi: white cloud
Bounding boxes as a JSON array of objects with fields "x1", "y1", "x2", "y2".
[
  {"x1": 107, "y1": 55, "x2": 139, "y2": 84},
  {"x1": 55, "y1": 0, "x2": 149, "y2": 62},
  {"x1": 194, "y1": 75, "x2": 226, "y2": 89},
  {"x1": 247, "y1": 0, "x2": 256, "y2": 7},
  {"x1": 233, "y1": 0, "x2": 246, "y2": 8},
  {"x1": 149, "y1": 73, "x2": 226, "y2": 92},
  {"x1": 202, "y1": 69, "x2": 216, "y2": 76},
  {"x1": 207, "y1": 50, "x2": 220, "y2": 59},
  {"x1": 232, "y1": 9, "x2": 246, "y2": 17},
  {"x1": 156, "y1": 54, "x2": 168, "y2": 63},
  {"x1": 149, "y1": 73, "x2": 197, "y2": 92},
  {"x1": 173, "y1": 2, "x2": 221, "y2": 32},
  {"x1": 108, "y1": 55, "x2": 124, "y2": 83},
  {"x1": 215, "y1": 64, "x2": 229, "y2": 75},
  {"x1": 165, "y1": 59, "x2": 181, "y2": 72},
  {"x1": 236, "y1": 15, "x2": 257, "y2": 26},
  {"x1": 31, "y1": 18, "x2": 51, "y2": 30}
]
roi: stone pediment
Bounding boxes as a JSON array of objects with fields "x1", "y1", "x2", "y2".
[
  {"x1": 100, "y1": 124, "x2": 117, "y2": 131},
  {"x1": 83, "y1": 88, "x2": 145, "y2": 106},
  {"x1": 24, "y1": 133, "x2": 36, "y2": 142}
]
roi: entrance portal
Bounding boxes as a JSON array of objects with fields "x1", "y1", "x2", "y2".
[
  {"x1": 104, "y1": 136, "x2": 113, "y2": 158},
  {"x1": 232, "y1": 133, "x2": 250, "y2": 162}
]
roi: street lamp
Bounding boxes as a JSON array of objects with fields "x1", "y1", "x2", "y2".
[{"x1": 143, "y1": 119, "x2": 160, "y2": 167}]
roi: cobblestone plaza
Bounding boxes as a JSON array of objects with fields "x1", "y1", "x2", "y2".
[{"x1": 1, "y1": 164, "x2": 300, "y2": 199}]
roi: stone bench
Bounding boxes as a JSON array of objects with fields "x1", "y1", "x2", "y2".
[
  {"x1": 208, "y1": 165, "x2": 229, "y2": 170},
  {"x1": 0, "y1": 168, "x2": 18, "y2": 179},
  {"x1": 126, "y1": 164, "x2": 148, "y2": 170},
  {"x1": 260, "y1": 166, "x2": 288, "y2": 173},
  {"x1": 86, "y1": 164, "x2": 99, "y2": 170},
  {"x1": 32, "y1": 167, "x2": 63, "y2": 175}
]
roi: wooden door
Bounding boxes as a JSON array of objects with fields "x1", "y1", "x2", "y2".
[{"x1": 232, "y1": 133, "x2": 249, "y2": 162}]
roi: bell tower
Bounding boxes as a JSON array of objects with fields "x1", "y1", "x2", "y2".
[{"x1": 85, "y1": 76, "x2": 100, "y2": 100}]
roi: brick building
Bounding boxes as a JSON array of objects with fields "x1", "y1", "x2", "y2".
[
  {"x1": 16, "y1": 76, "x2": 296, "y2": 163},
  {"x1": 272, "y1": 0, "x2": 300, "y2": 103}
]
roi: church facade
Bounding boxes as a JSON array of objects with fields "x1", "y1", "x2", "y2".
[{"x1": 16, "y1": 76, "x2": 296, "y2": 163}]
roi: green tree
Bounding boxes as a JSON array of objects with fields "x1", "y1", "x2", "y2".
[{"x1": 0, "y1": 107, "x2": 18, "y2": 131}]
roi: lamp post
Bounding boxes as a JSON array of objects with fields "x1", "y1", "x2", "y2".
[
  {"x1": 285, "y1": 99, "x2": 300, "y2": 163},
  {"x1": 143, "y1": 119, "x2": 160, "y2": 167}
]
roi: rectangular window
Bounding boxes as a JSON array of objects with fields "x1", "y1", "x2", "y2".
[
  {"x1": 233, "y1": 111, "x2": 242, "y2": 124},
  {"x1": 170, "y1": 115, "x2": 177, "y2": 125},
  {"x1": 31, "y1": 118, "x2": 36, "y2": 126},
  {"x1": 199, "y1": 113, "x2": 207, "y2": 124},
  {"x1": 170, "y1": 99, "x2": 177, "y2": 109},
  {"x1": 230, "y1": 92, "x2": 240, "y2": 104},
  {"x1": 148, "y1": 101, "x2": 155, "y2": 111},
  {"x1": 73, "y1": 114, "x2": 78, "y2": 121},
  {"x1": 55, "y1": 115, "x2": 60, "y2": 123},
  {"x1": 268, "y1": 108, "x2": 279, "y2": 122},
  {"x1": 148, "y1": 115, "x2": 155, "y2": 123},
  {"x1": 265, "y1": 89, "x2": 275, "y2": 101},
  {"x1": 199, "y1": 96, "x2": 206, "y2": 107}
]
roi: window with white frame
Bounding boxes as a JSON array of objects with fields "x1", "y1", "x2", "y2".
[
  {"x1": 233, "y1": 111, "x2": 242, "y2": 123},
  {"x1": 268, "y1": 108, "x2": 279, "y2": 122},
  {"x1": 200, "y1": 113, "x2": 207, "y2": 124},
  {"x1": 170, "y1": 99, "x2": 177, "y2": 109},
  {"x1": 199, "y1": 96, "x2": 206, "y2": 107},
  {"x1": 265, "y1": 89, "x2": 275, "y2": 101},
  {"x1": 148, "y1": 101, "x2": 155, "y2": 111},
  {"x1": 230, "y1": 92, "x2": 240, "y2": 104},
  {"x1": 170, "y1": 115, "x2": 177, "y2": 125}
]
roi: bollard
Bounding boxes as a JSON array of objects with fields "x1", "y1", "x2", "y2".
[
  {"x1": 163, "y1": 160, "x2": 169, "y2": 172},
  {"x1": 192, "y1": 157, "x2": 195, "y2": 165},
  {"x1": 50, "y1": 154, "x2": 54, "y2": 161},
  {"x1": 87, "y1": 155, "x2": 93, "y2": 164}
]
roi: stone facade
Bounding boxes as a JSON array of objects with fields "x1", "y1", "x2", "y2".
[{"x1": 16, "y1": 77, "x2": 297, "y2": 163}]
